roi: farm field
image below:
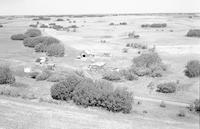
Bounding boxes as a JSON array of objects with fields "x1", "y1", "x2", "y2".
[{"x1": 0, "y1": 14, "x2": 200, "y2": 129}]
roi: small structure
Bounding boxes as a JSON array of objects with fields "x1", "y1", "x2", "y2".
[
  {"x1": 88, "y1": 62, "x2": 106, "y2": 71},
  {"x1": 35, "y1": 57, "x2": 48, "y2": 64},
  {"x1": 24, "y1": 67, "x2": 32, "y2": 73},
  {"x1": 79, "y1": 50, "x2": 95, "y2": 58}
]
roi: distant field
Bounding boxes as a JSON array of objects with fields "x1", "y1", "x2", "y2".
[{"x1": 0, "y1": 14, "x2": 200, "y2": 129}]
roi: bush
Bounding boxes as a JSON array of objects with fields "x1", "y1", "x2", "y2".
[
  {"x1": 102, "y1": 71, "x2": 121, "y2": 81},
  {"x1": 160, "y1": 101, "x2": 166, "y2": 108},
  {"x1": 177, "y1": 110, "x2": 186, "y2": 117},
  {"x1": 56, "y1": 18, "x2": 64, "y2": 21},
  {"x1": 23, "y1": 36, "x2": 60, "y2": 49},
  {"x1": 36, "y1": 70, "x2": 51, "y2": 81},
  {"x1": 0, "y1": 65, "x2": 15, "y2": 84},
  {"x1": 11, "y1": 34, "x2": 27, "y2": 40},
  {"x1": 120, "y1": 69, "x2": 138, "y2": 81},
  {"x1": 156, "y1": 82, "x2": 177, "y2": 93},
  {"x1": 40, "y1": 24, "x2": 48, "y2": 28},
  {"x1": 184, "y1": 60, "x2": 200, "y2": 78},
  {"x1": 186, "y1": 29, "x2": 200, "y2": 37},
  {"x1": 192, "y1": 99, "x2": 200, "y2": 112},
  {"x1": 24, "y1": 28, "x2": 41, "y2": 37},
  {"x1": 132, "y1": 43, "x2": 147, "y2": 49},
  {"x1": 47, "y1": 74, "x2": 66, "y2": 82},
  {"x1": 46, "y1": 43, "x2": 65, "y2": 57},
  {"x1": 132, "y1": 52, "x2": 162, "y2": 68},
  {"x1": 29, "y1": 24, "x2": 37, "y2": 28},
  {"x1": 0, "y1": 24, "x2": 3, "y2": 28},
  {"x1": 50, "y1": 74, "x2": 82, "y2": 100},
  {"x1": 72, "y1": 79, "x2": 133, "y2": 113}
]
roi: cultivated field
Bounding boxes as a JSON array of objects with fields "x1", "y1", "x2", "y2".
[{"x1": 0, "y1": 14, "x2": 200, "y2": 129}]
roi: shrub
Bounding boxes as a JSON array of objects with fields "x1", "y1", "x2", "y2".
[
  {"x1": 0, "y1": 65, "x2": 15, "y2": 84},
  {"x1": 11, "y1": 34, "x2": 26, "y2": 40},
  {"x1": 160, "y1": 101, "x2": 166, "y2": 108},
  {"x1": 32, "y1": 17, "x2": 51, "y2": 21},
  {"x1": 46, "y1": 43, "x2": 65, "y2": 57},
  {"x1": 102, "y1": 71, "x2": 121, "y2": 81},
  {"x1": 56, "y1": 18, "x2": 64, "y2": 21},
  {"x1": 0, "y1": 85, "x2": 21, "y2": 97},
  {"x1": 47, "y1": 74, "x2": 66, "y2": 82},
  {"x1": 184, "y1": 60, "x2": 200, "y2": 78},
  {"x1": 36, "y1": 70, "x2": 51, "y2": 81},
  {"x1": 50, "y1": 74, "x2": 82, "y2": 100},
  {"x1": 186, "y1": 29, "x2": 200, "y2": 37},
  {"x1": 24, "y1": 28, "x2": 41, "y2": 37},
  {"x1": 40, "y1": 24, "x2": 48, "y2": 28},
  {"x1": 29, "y1": 24, "x2": 37, "y2": 28},
  {"x1": 132, "y1": 43, "x2": 147, "y2": 49},
  {"x1": 120, "y1": 69, "x2": 138, "y2": 81},
  {"x1": 193, "y1": 99, "x2": 200, "y2": 112},
  {"x1": 107, "y1": 87, "x2": 133, "y2": 113},
  {"x1": 0, "y1": 24, "x2": 3, "y2": 28},
  {"x1": 150, "y1": 23, "x2": 167, "y2": 28},
  {"x1": 177, "y1": 110, "x2": 186, "y2": 117},
  {"x1": 156, "y1": 82, "x2": 177, "y2": 93},
  {"x1": 132, "y1": 52, "x2": 162, "y2": 68}
]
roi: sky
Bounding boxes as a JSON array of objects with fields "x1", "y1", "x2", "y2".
[{"x1": 0, "y1": 0, "x2": 199, "y2": 15}]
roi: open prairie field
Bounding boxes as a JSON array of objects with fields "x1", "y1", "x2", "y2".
[{"x1": 0, "y1": 14, "x2": 200, "y2": 129}]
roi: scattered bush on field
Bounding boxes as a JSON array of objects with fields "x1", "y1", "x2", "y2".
[
  {"x1": 109, "y1": 22, "x2": 115, "y2": 25},
  {"x1": 40, "y1": 24, "x2": 48, "y2": 28},
  {"x1": 141, "y1": 23, "x2": 167, "y2": 28},
  {"x1": 10, "y1": 82, "x2": 29, "y2": 88},
  {"x1": 189, "y1": 99, "x2": 200, "y2": 112},
  {"x1": 29, "y1": 24, "x2": 37, "y2": 28},
  {"x1": 24, "y1": 28, "x2": 41, "y2": 37},
  {"x1": 46, "y1": 43, "x2": 65, "y2": 57},
  {"x1": 50, "y1": 74, "x2": 82, "y2": 100},
  {"x1": 177, "y1": 110, "x2": 186, "y2": 117},
  {"x1": 184, "y1": 60, "x2": 200, "y2": 78},
  {"x1": 120, "y1": 22, "x2": 127, "y2": 25},
  {"x1": 56, "y1": 18, "x2": 64, "y2": 21},
  {"x1": 0, "y1": 24, "x2": 3, "y2": 28},
  {"x1": 36, "y1": 70, "x2": 52, "y2": 81},
  {"x1": 32, "y1": 17, "x2": 51, "y2": 21},
  {"x1": 193, "y1": 99, "x2": 200, "y2": 112},
  {"x1": 47, "y1": 73, "x2": 66, "y2": 82},
  {"x1": 156, "y1": 82, "x2": 177, "y2": 93},
  {"x1": 131, "y1": 52, "x2": 166, "y2": 77},
  {"x1": 0, "y1": 65, "x2": 15, "y2": 84},
  {"x1": 0, "y1": 85, "x2": 21, "y2": 97},
  {"x1": 122, "y1": 48, "x2": 128, "y2": 53},
  {"x1": 186, "y1": 29, "x2": 200, "y2": 37},
  {"x1": 102, "y1": 71, "x2": 121, "y2": 81},
  {"x1": 119, "y1": 69, "x2": 138, "y2": 81},
  {"x1": 11, "y1": 34, "x2": 27, "y2": 40},
  {"x1": 160, "y1": 101, "x2": 166, "y2": 108}
]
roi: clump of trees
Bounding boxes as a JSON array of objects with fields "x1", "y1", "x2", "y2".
[
  {"x1": 186, "y1": 29, "x2": 200, "y2": 37},
  {"x1": 184, "y1": 60, "x2": 200, "y2": 78},
  {"x1": 51, "y1": 74, "x2": 133, "y2": 113}
]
